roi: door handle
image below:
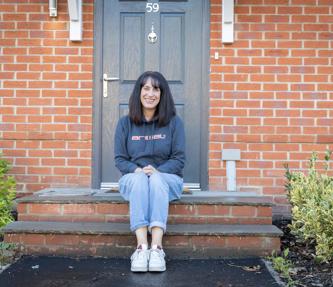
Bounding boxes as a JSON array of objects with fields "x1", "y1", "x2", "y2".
[{"x1": 103, "y1": 73, "x2": 119, "y2": 98}]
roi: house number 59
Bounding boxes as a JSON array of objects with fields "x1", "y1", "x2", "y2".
[{"x1": 146, "y1": 2, "x2": 159, "y2": 13}]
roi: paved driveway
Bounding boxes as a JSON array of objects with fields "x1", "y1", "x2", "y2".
[{"x1": 0, "y1": 256, "x2": 281, "y2": 287}]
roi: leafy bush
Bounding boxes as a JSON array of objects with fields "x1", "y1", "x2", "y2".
[
  {"x1": 285, "y1": 151, "x2": 333, "y2": 262},
  {"x1": 0, "y1": 242, "x2": 17, "y2": 266},
  {"x1": 268, "y1": 249, "x2": 295, "y2": 287},
  {"x1": 0, "y1": 155, "x2": 16, "y2": 230}
]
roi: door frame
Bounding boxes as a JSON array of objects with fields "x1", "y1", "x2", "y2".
[{"x1": 91, "y1": 0, "x2": 210, "y2": 190}]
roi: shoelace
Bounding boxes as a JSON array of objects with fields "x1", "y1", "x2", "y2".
[
  {"x1": 131, "y1": 249, "x2": 148, "y2": 261},
  {"x1": 150, "y1": 248, "x2": 165, "y2": 259}
]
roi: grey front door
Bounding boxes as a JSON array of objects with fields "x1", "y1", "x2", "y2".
[{"x1": 98, "y1": 0, "x2": 208, "y2": 190}]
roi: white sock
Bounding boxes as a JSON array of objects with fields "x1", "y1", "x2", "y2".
[{"x1": 151, "y1": 244, "x2": 160, "y2": 250}]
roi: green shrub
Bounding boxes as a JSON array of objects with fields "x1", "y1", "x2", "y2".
[
  {"x1": 0, "y1": 155, "x2": 16, "y2": 230},
  {"x1": 268, "y1": 249, "x2": 295, "y2": 287},
  {"x1": 0, "y1": 242, "x2": 17, "y2": 266},
  {"x1": 285, "y1": 151, "x2": 333, "y2": 262}
]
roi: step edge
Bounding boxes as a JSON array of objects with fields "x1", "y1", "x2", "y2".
[
  {"x1": 3, "y1": 221, "x2": 283, "y2": 237},
  {"x1": 16, "y1": 196, "x2": 274, "y2": 207}
]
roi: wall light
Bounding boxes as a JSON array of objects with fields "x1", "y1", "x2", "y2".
[
  {"x1": 67, "y1": 0, "x2": 82, "y2": 41},
  {"x1": 49, "y1": 0, "x2": 57, "y2": 17},
  {"x1": 222, "y1": 0, "x2": 234, "y2": 43},
  {"x1": 222, "y1": 149, "x2": 241, "y2": 192}
]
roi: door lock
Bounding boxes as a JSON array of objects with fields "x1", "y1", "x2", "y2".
[{"x1": 103, "y1": 73, "x2": 119, "y2": 98}]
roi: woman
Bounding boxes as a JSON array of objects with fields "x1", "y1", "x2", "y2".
[{"x1": 114, "y1": 71, "x2": 185, "y2": 272}]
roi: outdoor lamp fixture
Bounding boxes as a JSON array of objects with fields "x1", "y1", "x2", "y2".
[
  {"x1": 67, "y1": 0, "x2": 83, "y2": 41},
  {"x1": 49, "y1": 0, "x2": 57, "y2": 17},
  {"x1": 222, "y1": 0, "x2": 234, "y2": 43},
  {"x1": 222, "y1": 149, "x2": 241, "y2": 192}
]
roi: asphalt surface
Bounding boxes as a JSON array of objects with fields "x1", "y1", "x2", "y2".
[{"x1": 0, "y1": 256, "x2": 280, "y2": 287}]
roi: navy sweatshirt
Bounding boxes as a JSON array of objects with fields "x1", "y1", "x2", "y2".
[{"x1": 114, "y1": 115, "x2": 185, "y2": 178}]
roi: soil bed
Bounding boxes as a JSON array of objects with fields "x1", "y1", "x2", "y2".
[{"x1": 274, "y1": 219, "x2": 333, "y2": 287}]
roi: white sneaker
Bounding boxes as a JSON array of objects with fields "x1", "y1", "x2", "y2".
[
  {"x1": 130, "y1": 246, "x2": 149, "y2": 272},
  {"x1": 149, "y1": 247, "x2": 166, "y2": 272}
]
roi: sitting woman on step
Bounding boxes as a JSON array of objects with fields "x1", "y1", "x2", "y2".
[{"x1": 114, "y1": 71, "x2": 186, "y2": 272}]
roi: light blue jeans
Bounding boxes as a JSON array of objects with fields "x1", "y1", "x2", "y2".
[{"x1": 119, "y1": 172, "x2": 183, "y2": 232}]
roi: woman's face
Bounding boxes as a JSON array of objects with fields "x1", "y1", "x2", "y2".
[{"x1": 140, "y1": 77, "x2": 161, "y2": 112}]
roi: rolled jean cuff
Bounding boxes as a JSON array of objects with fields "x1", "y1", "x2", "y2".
[
  {"x1": 148, "y1": 221, "x2": 166, "y2": 234},
  {"x1": 131, "y1": 223, "x2": 149, "y2": 233}
]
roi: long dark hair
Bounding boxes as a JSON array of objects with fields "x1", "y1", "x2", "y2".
[{"x1": 129, "y1": 71, "x2": 176, "y2": 127}]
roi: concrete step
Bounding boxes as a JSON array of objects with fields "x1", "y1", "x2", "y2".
[
  {"x1": 16, "y1": 191, "x2": 274, "y2": 225},
  {"x1": 3, "y1": 221, "x2": 282, "y2": 259}
]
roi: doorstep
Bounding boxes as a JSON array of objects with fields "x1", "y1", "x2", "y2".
[{"x1": 4, "y1": 221, "x2": 282, "y2": 259}]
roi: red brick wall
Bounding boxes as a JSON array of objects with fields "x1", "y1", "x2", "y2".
[
  {"x1": 1, "y1": 0, "x2": 332, "y2": 215},
  {"x1": 210, "y1": 0, "x2": 333, "y2": 213},
  {"x1": 0, "y1": 0, "x2": 94, "y2": 194}
]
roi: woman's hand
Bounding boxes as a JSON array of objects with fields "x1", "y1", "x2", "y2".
[
  {"x1": 134, "y1": 167, "x2": 143, "y2": 173},
  {"x1": 142, "y1": 165, "x2": 158, "y2": 176}
]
